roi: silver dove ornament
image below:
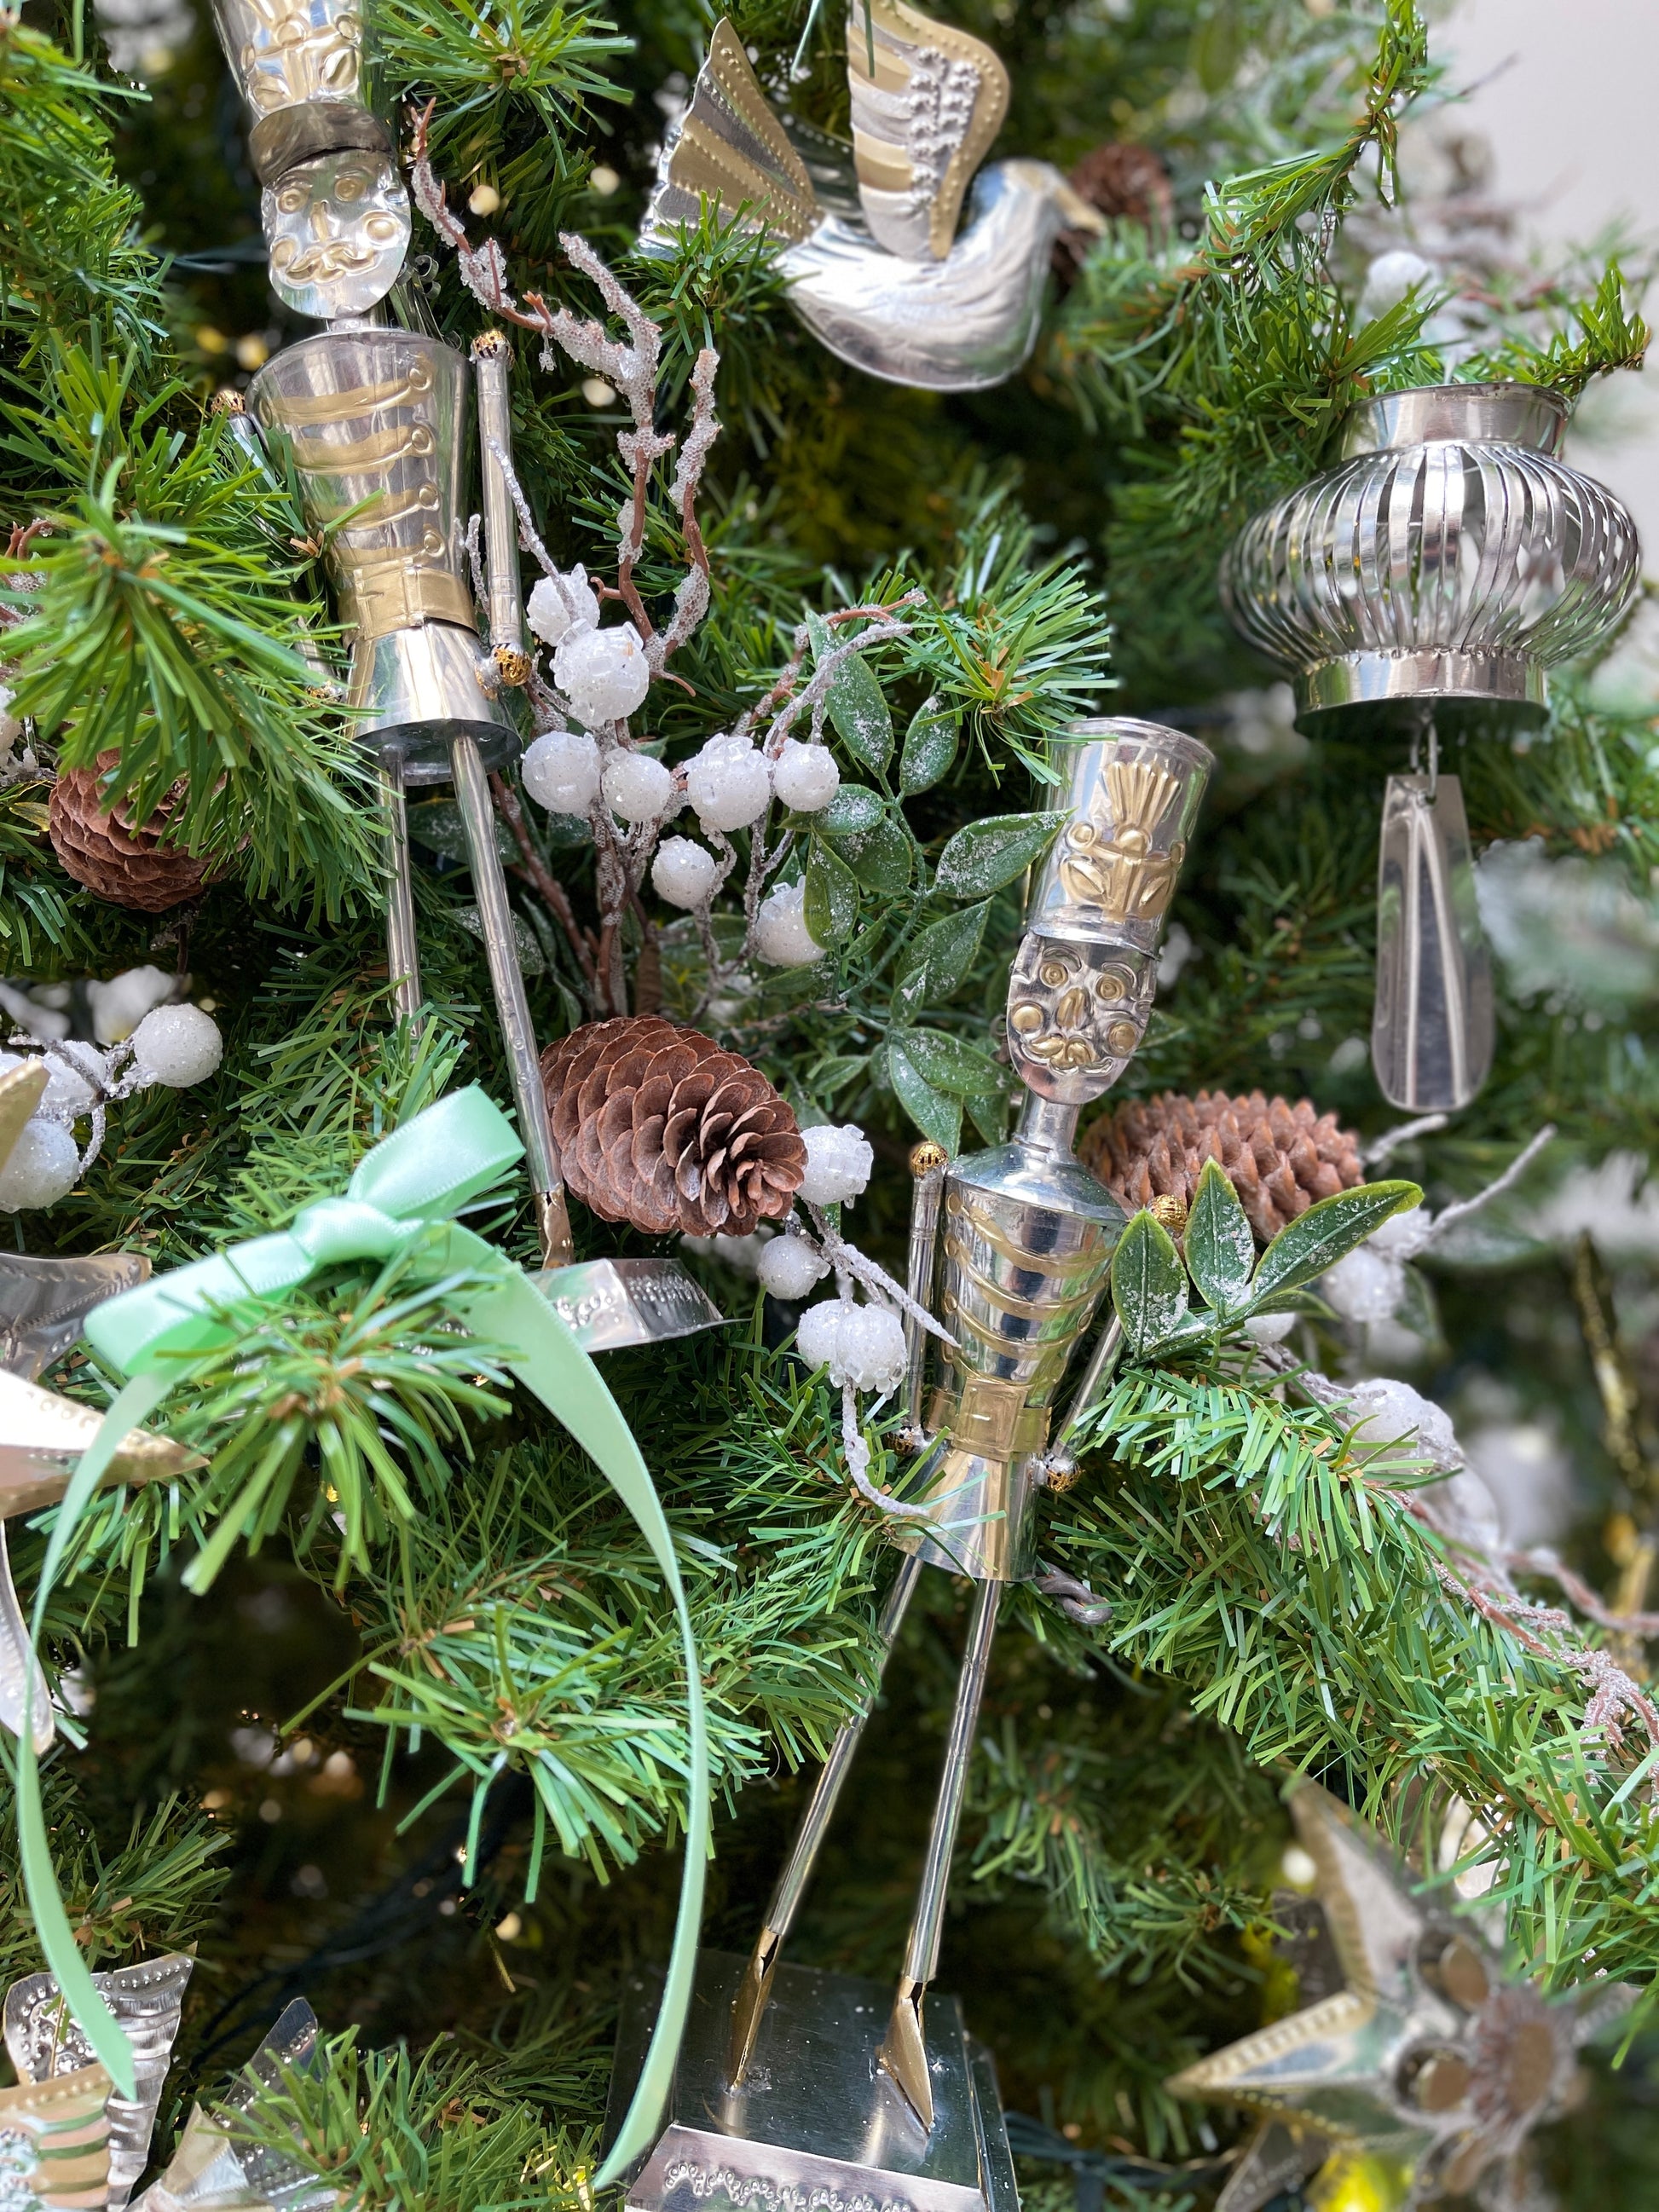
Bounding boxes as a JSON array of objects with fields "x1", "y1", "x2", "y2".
[{"x1": 641, "y1": 8, "x2": 1101, "y2": 390}]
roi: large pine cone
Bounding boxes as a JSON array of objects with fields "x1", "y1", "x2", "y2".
[
  {"x1": 1081, "y1": 1089, "x2": 1364, "y2": 1245},
  {"x1": 49, "y1": 753, "x2": 211, "y2": 913},
  {"x1": 540, "y1": 1015, "x2": 806, "y2": 1238}
]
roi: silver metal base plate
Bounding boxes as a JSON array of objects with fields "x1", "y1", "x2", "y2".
[
  {"x1": 529, "y1": 1258, "x2": 727, "y2": 1354},
  {"x1": 607, "y1": 1951, "x2": 1019, "y2": 2212}
]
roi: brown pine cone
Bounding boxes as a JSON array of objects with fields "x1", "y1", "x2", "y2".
[
  {"x1": 49, "y1": 752, "x2": 212, "y2": 913},
  {"x1": 540, "y1": 1015, "x2": 806, "y2": 1239},
  {"x1": 1081, "y1": 1089, "x2": 1364, "y2": 1245},
  {"x1": 1054, "y1": 141, "x2": 1174, "y2": 281}
]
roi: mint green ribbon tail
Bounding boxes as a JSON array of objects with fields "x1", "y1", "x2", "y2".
[{"x1": 20, "y1": 1088, "x2": 707, "y2": 2174}]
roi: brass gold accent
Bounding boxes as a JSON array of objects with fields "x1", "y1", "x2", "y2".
[
  {"x1": 909, "y1": 1141, "x2": 949, "y2": 1176},
  {"x1": 1058, "y1": 759, "x2": 1184, "y2": 926}
]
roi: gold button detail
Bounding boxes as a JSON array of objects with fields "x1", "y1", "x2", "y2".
[
  {"x1": 1107, "y1": 1020, "x2": 1140, "y2": 1054},
  {"x1": 1009, "y1": 1002, "x2": 1044, "y2": 1036},
  {"x1": 909, "y1": 1141, "x2": 948, "y2": 1175}
]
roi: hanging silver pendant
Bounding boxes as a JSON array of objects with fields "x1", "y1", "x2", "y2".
[{"x1": 1372, "y1": 769, "x2": 1494, "y2": 1112}]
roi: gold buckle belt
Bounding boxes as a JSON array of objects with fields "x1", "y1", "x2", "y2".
[{"x1": 927, "y1": 1377, "x2": 1050, "y2": 1464}]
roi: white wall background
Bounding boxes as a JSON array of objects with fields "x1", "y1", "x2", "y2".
[{"x1": 1444, "y1": 0, "x2": 1659, "y2": 569}]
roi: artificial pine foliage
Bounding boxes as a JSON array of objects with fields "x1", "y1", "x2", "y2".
[{"x1": 2, "y1": 0, "x2": 1658, "y2": 2206}]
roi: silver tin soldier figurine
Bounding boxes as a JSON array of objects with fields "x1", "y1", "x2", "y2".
[
  {"x1": 207, "y1": 0, "x2": 721, "y2": 1350},
  {"x1": 604, "y1": 722, "x2": 1211, "y2": 2212}
]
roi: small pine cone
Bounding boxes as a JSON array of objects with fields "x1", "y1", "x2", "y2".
[
  {"x1": 49, "y1": 752, "x2": 211, "y2": 914},
  {"x1": 540, "y1": 1015, "x2": 807, "y2": 1239},
  {"x1": 1080, "y1": 1089, "x2": 1364, "y2": 1245},
  {"x1": 1054, "y1": 141, "x2": 1174, "y2": 281}
]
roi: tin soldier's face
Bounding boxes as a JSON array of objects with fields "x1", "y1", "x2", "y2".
[{"x1": 263, "y1": 150, "x2": 411, "y2": 318}]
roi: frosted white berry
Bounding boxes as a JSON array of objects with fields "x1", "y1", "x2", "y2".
[
  {"x1": 798, "y1": 1122, "x2": 874, "y2": 1208},
  {"x1": 795, "y1": 1297, "x2": 906, "y2": 1393},
  {"x1": 522, "y1": 729, "x2": 601, "y2": 815},
  {"x1": 602, "y1": 750, "x2": 674, "y2": 824},
  {"x1": 757, "y1": 1233, "x2": 829, "y2": 1301},
  {"x1": 525, "y1": 567, "x2": 600, "y2": 649},
  {"x1": 132, "y1": 1003, "x2": 223, "y2": 1088},
  {"x1": 686, "y1": 733, "x2": 772, "y2": 832},
  {"x1": 754, "y1": 881, "x2": 824, "y2": 968},
  {"x1": 0, "y1": 1049, "x2": 101, "y2": 1119},
  {"x1": 651, "y1": 836, "x2": 719, "y2": 910},
  {"x1": 87, "y1": 965, "x2": 176, "y2": 1046},
  {"x1": 1320, "y1": 1244, "x2": 1405, "y2": 1326},
  {"x1": 554, "y1": 622, "x2": 650, "y2": 726},
  {"x1": 1345, "y1": 1376, "x2": 1460, "y2": 1470},
  {"x1": 772, "y1": 738, "x2": 840, "y2": 814},
  {"x1": 0, "y1": 1118, "x2": 80, "y2": 1211},
  {"x1": 0, "y1": 683, "x2": 20, "y2": 757}
]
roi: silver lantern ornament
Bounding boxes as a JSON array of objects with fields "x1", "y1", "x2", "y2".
[
  {"x1": 607, "y1": 724, "x2": 1212, "y2": 2212},
  {"x1": 1223, "y1": 381, "x2": 1640, "y2": 1113},
  {"x1": 205, "y1": 0, "x2": 722, "y2": 1351}
]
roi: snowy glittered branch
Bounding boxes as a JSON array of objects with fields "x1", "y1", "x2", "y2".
[{"x1": 408, "y1": 110, "x2": 720, "y2": 676}]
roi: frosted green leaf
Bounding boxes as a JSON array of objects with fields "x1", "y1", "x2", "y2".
[
  {"x1": 895, "y1": 1026, "x2": 1005, "y2": 1100},
  {"x1": 1112, "y1": 1210, "x2": 1188, "y2": 1357},
  {"x1": 808, "y1": 609, "x2": 893, "y2": 773},
  {"x1": 934, "y1": 811, "x2": 1060, "y2": 898},
  {"x1": 821, "y1": 784, "x2": 884, "y2": 835},
  {"x1": 899, "y1": 697, "x2": 960, "y2": 794},
  {"x1": 1249, "y1": 1180, "x2": 1423, "y2": 1305},
  {"x1": 893, "y1": 902, "x2": 988, "y2": 1019},
  {"x1": 827, "y1": 813, "x2": 916, "y2": 889},
  {"x1": 1185, "y1": 1158, "x2": 1255, "y2": 1315},
  {"x1": 452, "y1": 904, "x2": 546, "y2": 974},
  {"x1": 408, "y1": 799, "x2": 517, "y2": 868},
  {"x1": 887, "y1": 1037, "x2": 962, "y2": 1154},
  {"x1": 804, "y1": 839, "x2": 859, "y2": 944}
]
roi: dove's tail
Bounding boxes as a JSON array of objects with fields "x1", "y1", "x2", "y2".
[{"x1": 645, "y1": 19, "x2": 823, "y2": 249}]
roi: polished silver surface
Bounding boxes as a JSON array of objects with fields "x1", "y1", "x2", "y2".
[
  {"x1": 728, "y1": 1553, "x2": 925, "y2": 2088},
  {"x1": 1005, "y1": 933, "x2": 1154, "y2": 1103},
  {"x1": 263, "y1": 149, "x2": 410, "y2": 319},
  {"x1": 7, "y1": 1954, "x2": 194, "y2": 2210},
  {"x1": 780, "y1": 163, "x2": 1080, "y2": 392},
  {"x1": 528, "y1": 1257, "x2": 726, "y2": 1353},
  {"x1": 210, "y1": 0, "x2": 389, "y2": 182},
  {"x1": 1372, "y1": 769, "x2": 1494, "y2": 1112},
  {"x1": 903, "y1": 1160, "x2": 945, "y2": 1432},
  {"x1": 378, "y1": 752, "x2": 422, "y2": 1022},
  {"x1": 1339, "y1": 380, "x2": 1567, "y2": 462},
  {"x1": 130, "y1": 1998, "x2": 334, "y2": 2212},
  {"x1": 0, "y1": 1251, "x2": 150, "y2": 1381},
  {"x1": 249, "y1": 330, "x2": 516, "y2": 771},
  {"x1": 1223, "y1": 382, "x2": 1640, "y2": 731},
  {"x1": 878, "y1": 1581, "x2": 1000, "y2": 2128},
  {"x1": 1043, "y1": 1313, "x2": 1123, "y2": 1471},
  {"x1": 1026, "y1": 721, "x2": 1215, "y2": 954},
  {"x1": 644, "y1": 32, "x2": 1086, "y2": 396},
  {"x1": 449, "y1": 731, "x2": 569, "y2": 1265},
  {"x1": 611, "y1": 1952, "x2": 1017, "y2": 2212},
  {"x1": 471, "y1": 335, "x2": 527, "y2": 660},
  {"x1": 901, "y1": 1119, "x2": 1122, "y2": 1583}
]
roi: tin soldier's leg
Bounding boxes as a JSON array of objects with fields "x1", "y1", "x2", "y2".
[
  {"x1": 448, "y1": 731, "x2": 575, "y2": 1266},
  {"x1": 877, "y1": 1577, "x2": 1000, "y2": 2133},
  {"x1": 728, "y1": 1550, "x2": 925, "y2": 2087},
  {"x1": 379, "y1": 751, "x2": 423, "y2": 1025}
]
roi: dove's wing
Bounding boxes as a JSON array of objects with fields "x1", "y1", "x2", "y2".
[
  {"x1": 846, "y1": 0, "x2": 1009, "y2": 262},
  {"x1": 645, "y1": 19, "x2": 823, "y2": 248}
]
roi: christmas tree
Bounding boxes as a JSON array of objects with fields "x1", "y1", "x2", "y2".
[{"x1": 1, "y1": 0, "x2": 1656, "y2": 2207}]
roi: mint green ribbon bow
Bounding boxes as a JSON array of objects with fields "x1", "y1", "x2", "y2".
[{"x1": 19, "y1": 1089, "x2": 706, "y2": 2186}]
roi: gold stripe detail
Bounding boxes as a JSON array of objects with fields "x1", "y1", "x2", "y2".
[{"x1": 338, "y1": 563, "x2": 476, "y2": 643}]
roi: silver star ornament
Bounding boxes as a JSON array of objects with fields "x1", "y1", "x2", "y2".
[{"x1": 1169, "y1": 1784, "x2": 1624, "y2": 2209}]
